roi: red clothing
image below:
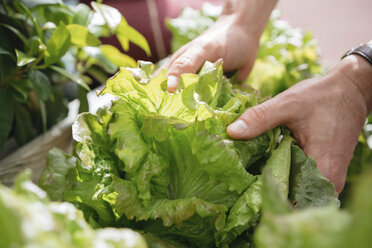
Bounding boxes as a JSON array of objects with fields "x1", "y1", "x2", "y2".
[{"x1": 82, "y1": 0, "x2": 223, "y2": 62}]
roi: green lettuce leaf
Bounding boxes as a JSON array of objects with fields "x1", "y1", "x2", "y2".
[
  {"x1": 289, "y1": 145, "x2": 339, "y2": 208},
  {"x1": 1, "y1": 171, "x2": 147, "y2": 248},
  {"x1": 339, "y1": 171, "x2": 372, "y2": 248},
  {"x1": 39, "y1": 147, "x2": 76, "y2": 201},
  {"x1": 254, "y1": 168, "x2": 348, "y2": 248},
  {"x1": 41, "y1": 110, "x2": 120, "y2": 227},
  {"x1": 215, "y1": 132, "x2": 293, "y2": 246},
  {"x1": 41, "y1": 60, "x2": 337, "y2": 247}
]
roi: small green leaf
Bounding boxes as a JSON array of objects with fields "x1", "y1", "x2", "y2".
[
  {"x1": 116, "y1": 19, "x2": 151, "y2": 56},
  {"x1": 0, "y1": 24, "x2": 28, "y2": 46},
  {"x1": 66, "y1": 24, "x2": 101, "y2": 47},
  {"x1": 15, "y1": 49, "x2": 36, "y2": 67},
  {"x1": 116, "y1": 18, "x2": 129, "y2": 51},
  {"x1": 100, "y1": 44, "x2": 136, "y2": 68},
  {"x1": 10, "y1": 79, "x2": 32, "y2": 103},
  {"x1": 50, "y1": 65, "x2": 90, "y2": 91},
  {"x1": 72, "y1": 3, "x2": 91, "y2": 26},
  {"x1": 29, "y1": 37, "x2": 45, "y2": 56},
  {"x1": 83, "y1": 46, "x2": 117, "y2": 74},
  {"x1": 18, "y1": 2, "x2": 42, "y2": 38},
  {"x1": 44, "y1": 5, "x2": 74, "y2": 25},
  {"x1": 0, "y1": 46, "x2": 15, "y2": 59},
  {"x1": 13, "y1": 103, "x2": 37, "y2": 145},
  {"x1": 78, "y1": 86, "x2": 89, "y2": 113},
  {"x1": 0, "y1": 89, "x2": 14, "y2": 149},
  {"x1": 91, "y1": 2, "x2": 122, "y2": 32},
  {"x1": 29, "y1": 70, "x2": 52, "y2": 101},
  {"x1": 44, "y1": 23, "x2": 71, "y2": 66}
]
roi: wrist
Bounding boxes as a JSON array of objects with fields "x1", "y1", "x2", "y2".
[{"x1": 338, "y1": 55, "x2": 372, "y2": 114}]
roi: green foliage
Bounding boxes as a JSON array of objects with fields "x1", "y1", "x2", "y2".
[
  {"x1": 40, "y1": 61, "x2": 337, "y2": 247},
  {"x1": 289, "y1": 145, "x2": 339, "y2": 208},
  {"x1": 100, "y1": 44, "x2": 137, "y2": 68},
  {"x1": 254, "y1": 169, "x2": 372, "y2": 248},
  {"x1": 249, "y1": 10, "x2": 323, "y2": 96},
  {"x1": 0, "y1": 170, "x2": 148, "y2": 248},
  {"x1": 0, "y1": 89, "x2": 14, "y2": 148},
  {"x1": 29, "y1": 70, "x2": 51, "y2": 101},
  {"x1": 0, "y1": 0, "x2": 150, "y2": 150},
  {"x1": 166, "y1": 3, "x2": 220, "y2": 53},
  {"x1": 67, "y1": 24, "x2": 101, "y2": 47},
  {"x1": 44, "y1": 22, "x2": 71, "y2": 66}
]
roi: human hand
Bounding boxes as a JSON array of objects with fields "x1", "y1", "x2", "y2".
[
  {"x1": 227, "y1": 55, "x2": 372, "y2": 193},
  {"x1": 162, "y1": 17, "x2": 260, "y2": 92},
  {"x1": 161, "y1": 0, "x2": 278, "y2": 93}
]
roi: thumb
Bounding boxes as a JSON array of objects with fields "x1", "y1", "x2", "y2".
[
  {"x1": 227, "y1": 97, "x2": 290, "y2": 139},
  {"x1": 237, "y1": 57, "x2": 256, "y2": 81}
]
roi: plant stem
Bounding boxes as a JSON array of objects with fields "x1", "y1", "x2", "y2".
[
  {"x1": 0, "y1": 68, "x2": 27, "y2": 88},
  {"x1": 18, "y1": 2, "x2": 43, "y2": 39}
]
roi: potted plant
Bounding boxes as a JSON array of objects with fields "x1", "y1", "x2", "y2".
[{"x1": 0, "y1": 0, "x2": 150, "y2": 184}]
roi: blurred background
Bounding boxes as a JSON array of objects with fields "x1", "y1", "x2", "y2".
[
  {"x1": 277, "y1": 0, "x2": 372, "y2": 68},
  {"x1": 88, "y1": 0, "x2": 372, "y2": 68}
]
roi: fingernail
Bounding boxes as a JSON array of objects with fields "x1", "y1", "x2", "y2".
[
  {"x1": 167, "y1": 75, "x2": 178, "y2": 91},
  {"x1": 227, "y1": 119, "x2": 248, "y2": 136}
]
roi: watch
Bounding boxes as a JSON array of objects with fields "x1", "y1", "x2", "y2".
[{"x1": 342, "y1": 43, "x2": 372, "y2": 65}]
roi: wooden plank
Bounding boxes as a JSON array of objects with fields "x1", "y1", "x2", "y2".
[
  {"x1": 0, "y1": 100, "x2": 79, "y2": 186},
  {"x1": 0, "y1": 87, "x2": 116, "y2": 186}
]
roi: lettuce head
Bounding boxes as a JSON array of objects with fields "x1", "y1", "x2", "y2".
[{"x1": 40, "y1": 61, "x2": 337, "y2": 247}]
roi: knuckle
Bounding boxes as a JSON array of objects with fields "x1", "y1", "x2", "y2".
[
  {"x1": 202, "y1": 41, "x2": 218, "y2": 53},
  {"x1": 172, "y1": 55, "x2": 195, "y2": 72},
  {"x1": 200, "y1": 40, "x2": 222, "y2": 60},
  {"x1": 246, "y1": 104, "x2": 270, "y2": 125},
  {"x1": 277, "y1": 91, "x2": 303, "y2": 122}
]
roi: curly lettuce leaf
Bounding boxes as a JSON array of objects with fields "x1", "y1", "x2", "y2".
[
  {"x1": 39, "y1": 147, "x2": 76, "y2": 201},
  {"x1": 254, "y1": 168, "x2": 349, "y2": 248},
  {"x1": 289, "y1": 145, "x2": 339, "y2": 208},
  {"x1": 40, "y1": 60, "x2": 338, "y2": 247},
  {"x1": 215, "y1": 132, "x2": 293, "y2": 246},
  {"x1": 1, "y1": 171, "x2": 147, "y2": 248},
  {"x1": 112, "y1": 116, "x2": 257, "y2": 246},
  {"x1": 41, "y1": 110, "x2": 120, "y2": 227}
]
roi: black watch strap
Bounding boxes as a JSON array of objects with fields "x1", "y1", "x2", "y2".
[{"x1": 342, "y1": 43, "x2": 372, "y2": 65}]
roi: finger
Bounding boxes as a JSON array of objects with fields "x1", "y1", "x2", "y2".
[
  {"x1": 227, "y1": 96, "x2": 293, "y2": 139},
  {"x1": 166, "y1": 46, "x2": 213, "y2": 92},
  {"x1": 237, "y1": 58, "x2": 255, "y2": 81},
  {"x1": 157, "y1": 44, "x2": 190, "y2": 73}
]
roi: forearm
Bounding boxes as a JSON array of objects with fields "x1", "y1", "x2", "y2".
[{"x1": 220, "y1": 0, "x2": 278, "y2": 37}]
